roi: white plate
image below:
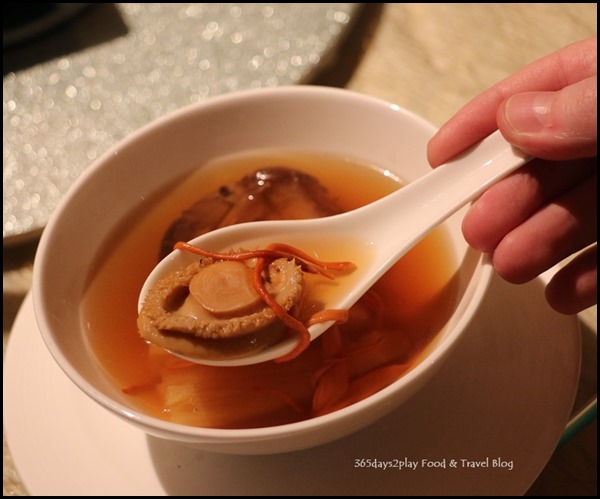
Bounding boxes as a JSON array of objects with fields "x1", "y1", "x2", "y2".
[{"x1": 3, "y1": 273, "x2": 580, "y2": 496}]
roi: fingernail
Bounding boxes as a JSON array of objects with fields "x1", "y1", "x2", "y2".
[{"x1": 504, "y1": 92, "x2": 555, "y2": 133}]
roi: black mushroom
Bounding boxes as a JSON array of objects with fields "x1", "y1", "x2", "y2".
[{"x1": 159, "y1": 167, "x2": 342, "y2": 259}]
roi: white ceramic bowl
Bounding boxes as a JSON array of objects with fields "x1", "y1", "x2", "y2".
[{"x1": 33, "y1": 86, "x2": 493, "y2": 454}]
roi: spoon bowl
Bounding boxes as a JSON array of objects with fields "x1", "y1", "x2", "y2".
[{"x1": 140, "y1": 130, "x2": 531, "y2": 366}]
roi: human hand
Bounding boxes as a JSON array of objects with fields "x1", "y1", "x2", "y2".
[{"x1": 427, "y1": 37, "x2": 597, "y2": 314}]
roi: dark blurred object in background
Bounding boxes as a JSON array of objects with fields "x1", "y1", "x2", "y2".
[{"x1": 3, "y1": 3, "x2": 89, "y2": 47}]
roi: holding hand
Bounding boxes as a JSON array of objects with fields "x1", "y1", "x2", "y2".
[{"x1": 427, "y1": 37, "x2": 597, "y2": 314}]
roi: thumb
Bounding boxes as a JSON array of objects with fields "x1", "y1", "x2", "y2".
[{"x1": 497, "y1": 75, "x2": 597, "y2": 160}]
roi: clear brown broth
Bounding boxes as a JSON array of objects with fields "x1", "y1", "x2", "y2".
[{"x1": 81, "y1": 150, "x2": 459, "y2": 429}]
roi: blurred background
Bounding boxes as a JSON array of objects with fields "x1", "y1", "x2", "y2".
[{"x1": 4, "y1": 3, "x2": 596, "y2": 495}]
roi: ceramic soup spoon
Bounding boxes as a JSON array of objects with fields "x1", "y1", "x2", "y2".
[{"x1": 139, "y1": 130, "x2": 531, "y2": 366}]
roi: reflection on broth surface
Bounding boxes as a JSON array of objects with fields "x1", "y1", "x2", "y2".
[{"x1": 81, "y1": 151, "x2": 459, "y2": 429}]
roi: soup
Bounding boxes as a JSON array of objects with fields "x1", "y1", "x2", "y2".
[{"x1": 81, "y1": 151, "x2": 459, "y2": 429}]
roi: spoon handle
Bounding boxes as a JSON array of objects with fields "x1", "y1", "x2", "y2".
[{"x1": 357, "y1": 130, "x2": 532, "y2": 277}]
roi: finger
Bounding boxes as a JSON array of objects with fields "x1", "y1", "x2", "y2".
[
  {"x1": 545, "y1": 245, "x2": 597, "y2": 315},
  {"x1": 428, "y1": 37, "x2": 597, "y2": 166},
  {"x1": 491, "y1": 173, "x2": 597, "y2": 284},
  {"x1": 462, "y1": 158, "x2": 596, "y2": 252},
  {"x1": 497, "y1": 76, "x2": 597, "y2": 159}
]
